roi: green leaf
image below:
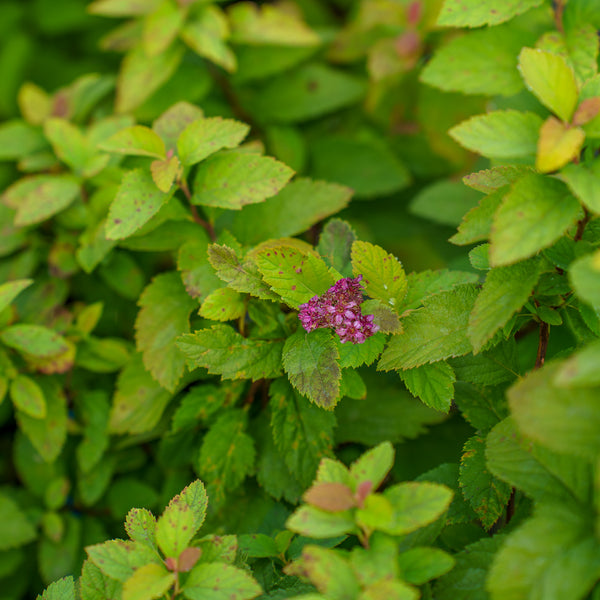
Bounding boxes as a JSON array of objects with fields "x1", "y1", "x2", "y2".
[
  {"x1": 122, "y1": 563, "x2": 175, "y2": 600},
  {"x1": 468, "y1": 258, "x2": 541, "y2": 352},
  {"x1": 379, "y1": 482, "x2": 453, "y2": 535},
  {"x1": 125, "y1": 508, "x2": 157, "y2": 550},
  {"x1": 86, "y1": 540, "x2": 159, "y2": 583},
  {"x1": 508, "y1": 362, "x2": 600, "y2": 460},
  {"x1": 463, "y1": 166, "x2": 534, "y2": 194},
  {"x1": 207, "y1": 245, "x2": 278, "y2": 301},
  {"x1": 519, "y1": 47, "x2": 578, "y2": 122},
  {"x1": 226, "y1": 179, "x2": 352, "y2": 246},
  {"x1": 317, "y1": 219, "x2": 357, "y2": 277},
  {"x1": 437, "y1": 0, "x2": 544, "y2": 27},
  {"x1": 379, "y1": 285, "x2": 478, "y2": 371},
  {"x1": 254, "y1": 245, "x2": 333, "y2": 308},
  {"x1": 286, "y1": 504, "x2": 355, "y2": 538},
  {"x1": 80, "y1": 559, "x2": 122, "y2": 600},
  {"x1": 197, "y1": 410, "x2": 256, "y2": 506},
  {"x1": 150, "y1": 155, "x2": 180, "y2": 193},
  {"x1": 453, "y1": 382, "x2": 509, "y2": 431},
  {"x1": 98, "y1": 125, "x2": 166, "y2": 159},
  {"x1": 116, "y1": 44, "x2": 184, "y2": 114},
  {"x1": 282, "y1": 329, "x2": 341, "y2": 409},
  {"x1": 560, "y1": 162, "x2": 600, "y2": 214},
  {"x1": 88, "y1": 0, "x2": 161, "y2": 16},
  {"x1": 336, "y1": 331, "x2": 386, "y2": 369},
  {"x1": 2, "y1": 174, "x2": 80, "y2": 226},
  {"x1": 37, "y1": 577, "x2": 76, "y2": 600},
  {"x1": 152, "y1": 101, "x2": 204, "y2": 152},
  {"x1": 246, "y1": 63, "x2": 366, "y2": 123},
  {"x1": 15, "y1": 378, "x2": 67, "y2": 462},
  {"x1": 156, "y1": 480, "x2": 207, "y2": 558},
  {"x1": 0, "y1": 492, "x2": 36, "y2": 550},
  {"x1": 555, "y1": 338, "x2": 600, "y2": 387},
  {"x1": 0, "y1": 280, "x2": 32, "y2": 317},
  {"x1": 570, "y1": 250, "x2": 600, "y2": 306},
  {"x1": 433, "y1": 536, "x2": 505, "y2": 600},
  {"x1": 106, "y1": 169, "x2": 174, "y2": 240},
  {"x1": 177, "y1": 117, "x2": 249, "y2": 166},
  {"x1": 142, "y1": 0, "x2": 185, "y2": 56},
  {"x1": 109, "y1": 354, "x2": 172, "y2": 435},
  {"x1": 399, "y1": 361, "x2": 456, "y2": 413},
  {"x1": 351, "y1": 241, "x2": 407, "y2": 312},
  {"x1": 449, "y1": 110, "x2": 542, "y2": 161},
  {"x1": 535, "y1": 117, "x2": 585, "y2": 173},
  {"x1": 459, "y1": 434, "x2": 511, "y2": 530},
  {"x1": 171, "y1": 383, "x2": 238, "y2": 432},
  {"x1": 401, "y1": 270, "x2": 479, "y2": 312},
  {"x1": 0, "y1": 119, "x2": 47, "y2": 160},
  {"x1": 286, "y1": 546, "x2": 359, "y2": 599},
  {"x1": 177, "y1": 325, "x2": 284, "y2": 381},
  {"x1": 199, "y1": 287, "x2": 245, "y2": 322},
  {"x1": 310, "y1": 134, "x2": 410, "y2": 199},
  {"x1": 421, "y1": 24, "x2": 526, "y2": 96},
  {"x1": 450, "y1": 187, "x2": 506, "y2": 246},
  {"x1": 487, "y1": 504, "x2": 600, "y2": 600},
  {"x1": 397, "y1": 547, "x2": 455, "y2": 585},
  {"x1": 349, "y1": 441, "x2": 394, "y2": 490},
  {"x1": 183, "y1": 562, "x2": 262, "y2": 600},
  {"x1": 10, "y1": 374, "x2": 46, "y2": 419},
  {"x1": 135, "y1": 272, "x2": 196, "y2": 392},
  {"x1": 228, "y1": 2, "x2": 320, "y2": 46},
  {"x1": 238, "y1": 534, "x2": 279, "y2": 559},
  {"x1": 490, "y1": 174, "x2": 582, "y2": 267},
  {"x1": 486, "y1": 418, "x2": 589, "y2": 506},
  {"x1": 191, "y1": 151, "x2": 294, "y2": 210},
  {"x1": 177, "y1": 237, "x2": 222, "y2": 302},
  {"x1": 270, "y1": 377, "x2": 336, "y2": 489}
]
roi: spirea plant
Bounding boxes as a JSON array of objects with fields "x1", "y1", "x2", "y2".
[{"x1": 0, "y1": 0, "x2": 599, "y2": 599}]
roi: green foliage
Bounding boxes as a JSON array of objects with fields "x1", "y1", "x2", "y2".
[{"x1": 3, "y1": 0, "x2": 600, "y2": 599}]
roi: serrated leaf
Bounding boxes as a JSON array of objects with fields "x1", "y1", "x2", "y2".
[
  {"x1": 10, "y1": 374, "x2": 46, "y2": 419},
  {"x1": 135, "y1": 272, "x2": 196, "y2": 392},
  {"x1": 468, "y1": 258, "x2": 541, "y2": 352},
  {"x1": 286, "y1": 505, "x2": 356, "y2": 538},
  {"x1": 486, "y1": 417, "x2": 589, "y2": 506},
  {"x1": 255, "y1": 245, "x2": 333, "y2": 308},
  {"x1": 560, "y1": 162, "x2": 600, "y2": 214},
  {"x1": 378, "y1": 285, "x2": 478, "y2": 371},
  {"x1": 399, "y1": 361, "x2": 456, "y2": 413},
  {"x1": 421, "y1": 24, "x2": 526, "y2": 96},
  {"x1": 15, "y1": 378, "x2": 67, "y2": 462},
  {"x1": 317, "y1": 219, "x2": 357, "y2": 277},
  {"x1": 519, "y1": 47, "x2": 578, "y2": 122},
  {"x1": 450, "y1": 186, "x2": 506, "y2": 246},
  {"x1": 487, "y1": 505, "x2": 600, "y2": 600},
  {"x1": 109, "y1": 354, "x2": 173, "y2": 435},
  {"x1": 227, "y1": 179, "x2": 352, "y2": 246},
  {"x1": 282, "y1": 329, "x2": 341, "y2": 409},
  {"x1": 536, "y1": 117, "x2": 585, "y2": 173},
  {"x1": 380, "y1": 482, "x2": 453, "y2": 535},
  {"x1": 177, "y1": 325, "x2": 283, "y2": 381},
  {"x1": 459, "y1": 434, "x2": 511, "y2": 530},
  {"x1": 125, "y1": 508, "x2": 157, "y2": 550},
  {"x1": 156, "y1": 480, "x2": 207, "y2": 558},
  {"x1": 449, "y1": 110, "x2": 542, "y2": 161},
  {"x1": 80, "y1": 560, "x2": 122, "y2": 600},
  {"x1": 106, "y1": 169, "x2": 174, "y2": 240},
  {"x1": 123, "y1": 563, "x2": 175, "y2": 600},
  {"x1": 116, "y1": 44, "x2": 183, "y2": 114},
  {"x1": 150, "y1": 155, "x2": 180, "y2": 193},
  {"x1": 463, "y1": 166, "x2": 534, "y2": 194},
  {"x1": 401, "y1": 270, "x2": 478, "y2": 311},
  {"x1": 86, "y1": 540, "x2": 159, "y2": 583},
  {"x1": 349, "y1": 441, "x2": 394, "y2": 490},
  {"x1": 453, "y1": 382, "x2": 509, "y2": 432},
  {"x1": 142, "y1": 0, "x2": 184, "y2": 56},
  {"x1": 490, "y1": 174, "x2": 582, "y2": 267},
  {"x1": 303, "y1": 482, "x2": 355, "y2": 512},
  {"x1": 98, "y1": 125, "x2": 166, "y2": 158},
  {"x1": 3, "y1": 174, "x2": 80, "y2": 226},
  {"x1": 437, "y1": 0, "x2": 544, "y2": 27},
  {"x1": 183, "y1": 562, "x2": 262, "y2": 600},
  {"x1": 0, "y1": 493, "x2": 36, "y2": 550},
  {"x1": 152, "y1": 101, "x2": 205, "y2": 151},
  {"x1": 177, "y1": 236, "x2": 222, "y2": 302},
  {"x1": 197, "y1": 410, "x2": 256, "y2": 506},
  {"x1": 335, "y1": 331, "x2": 386, "y2": 368},
  {"x1": 207, "y1": 245, "x2": 279, "y2": 301},
  {"x1": 199, "y1": 287, "x2": 246, "y2": 321},
  {"x1": 508, "y1": 362, "x2": 600, "y2": 460},
  {"x1": 570, "y1": 250, "x2": 600, "y2": 306},
  {"x1": 351, "y1": 241, "x2": 407, "y2": 312},
  {"x1": 177, "y1": 117, "x2": 249, "y2": 166},
  {"x1": 37, "y1": 577, "x2": 76, "y2": 600},
  {"x1": 270, "y1": 377, "x2": 335, "y2": 488},
  {"x1": 191, "y1": 152, "x2": 294, "y2": 209}
]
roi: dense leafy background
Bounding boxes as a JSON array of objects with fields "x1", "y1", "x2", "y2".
[{"x1": 1, "y1": 0, "x2": 600, "y2": 599}]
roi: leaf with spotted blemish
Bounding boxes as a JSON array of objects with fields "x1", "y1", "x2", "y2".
[
  {"x1": 86, "y1": 540, "x2": 160, "y2": 582},
  {"x1": 183, "y1": 562, "x2": 262, "y2": 600},
  {"x1": 125, "y1": 508, "x2": 157, "y2": 551},
  {"x1": 106, "y1": 169, "x2": 175, "y2": 240},
  {"x1": 459, "y1": 434, "x2": 511, "y2": 530},
  {"x1": 199, "y1": 287, "x2": 246, "y2": 322},
  {"x1": 351, "y1": 241, "x2": 407, "y2": 313},
  {"x1": 156, "y1": 480, "x2": 208, "y2": 559},
  {"x1": 191, "y1": 151, "x2": 294, "y2": 209},
  {"x1": 177, "y1": 325, "x2": 284, "y2": 381}
]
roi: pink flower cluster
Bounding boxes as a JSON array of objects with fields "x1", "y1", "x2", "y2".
[{"x1": 298, "y1": 276, "x2": 379, "y2": 344}]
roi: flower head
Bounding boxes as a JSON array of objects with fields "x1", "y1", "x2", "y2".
[{"x1": 298, "y1": 276, "x2": 379, "y2": 344}]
